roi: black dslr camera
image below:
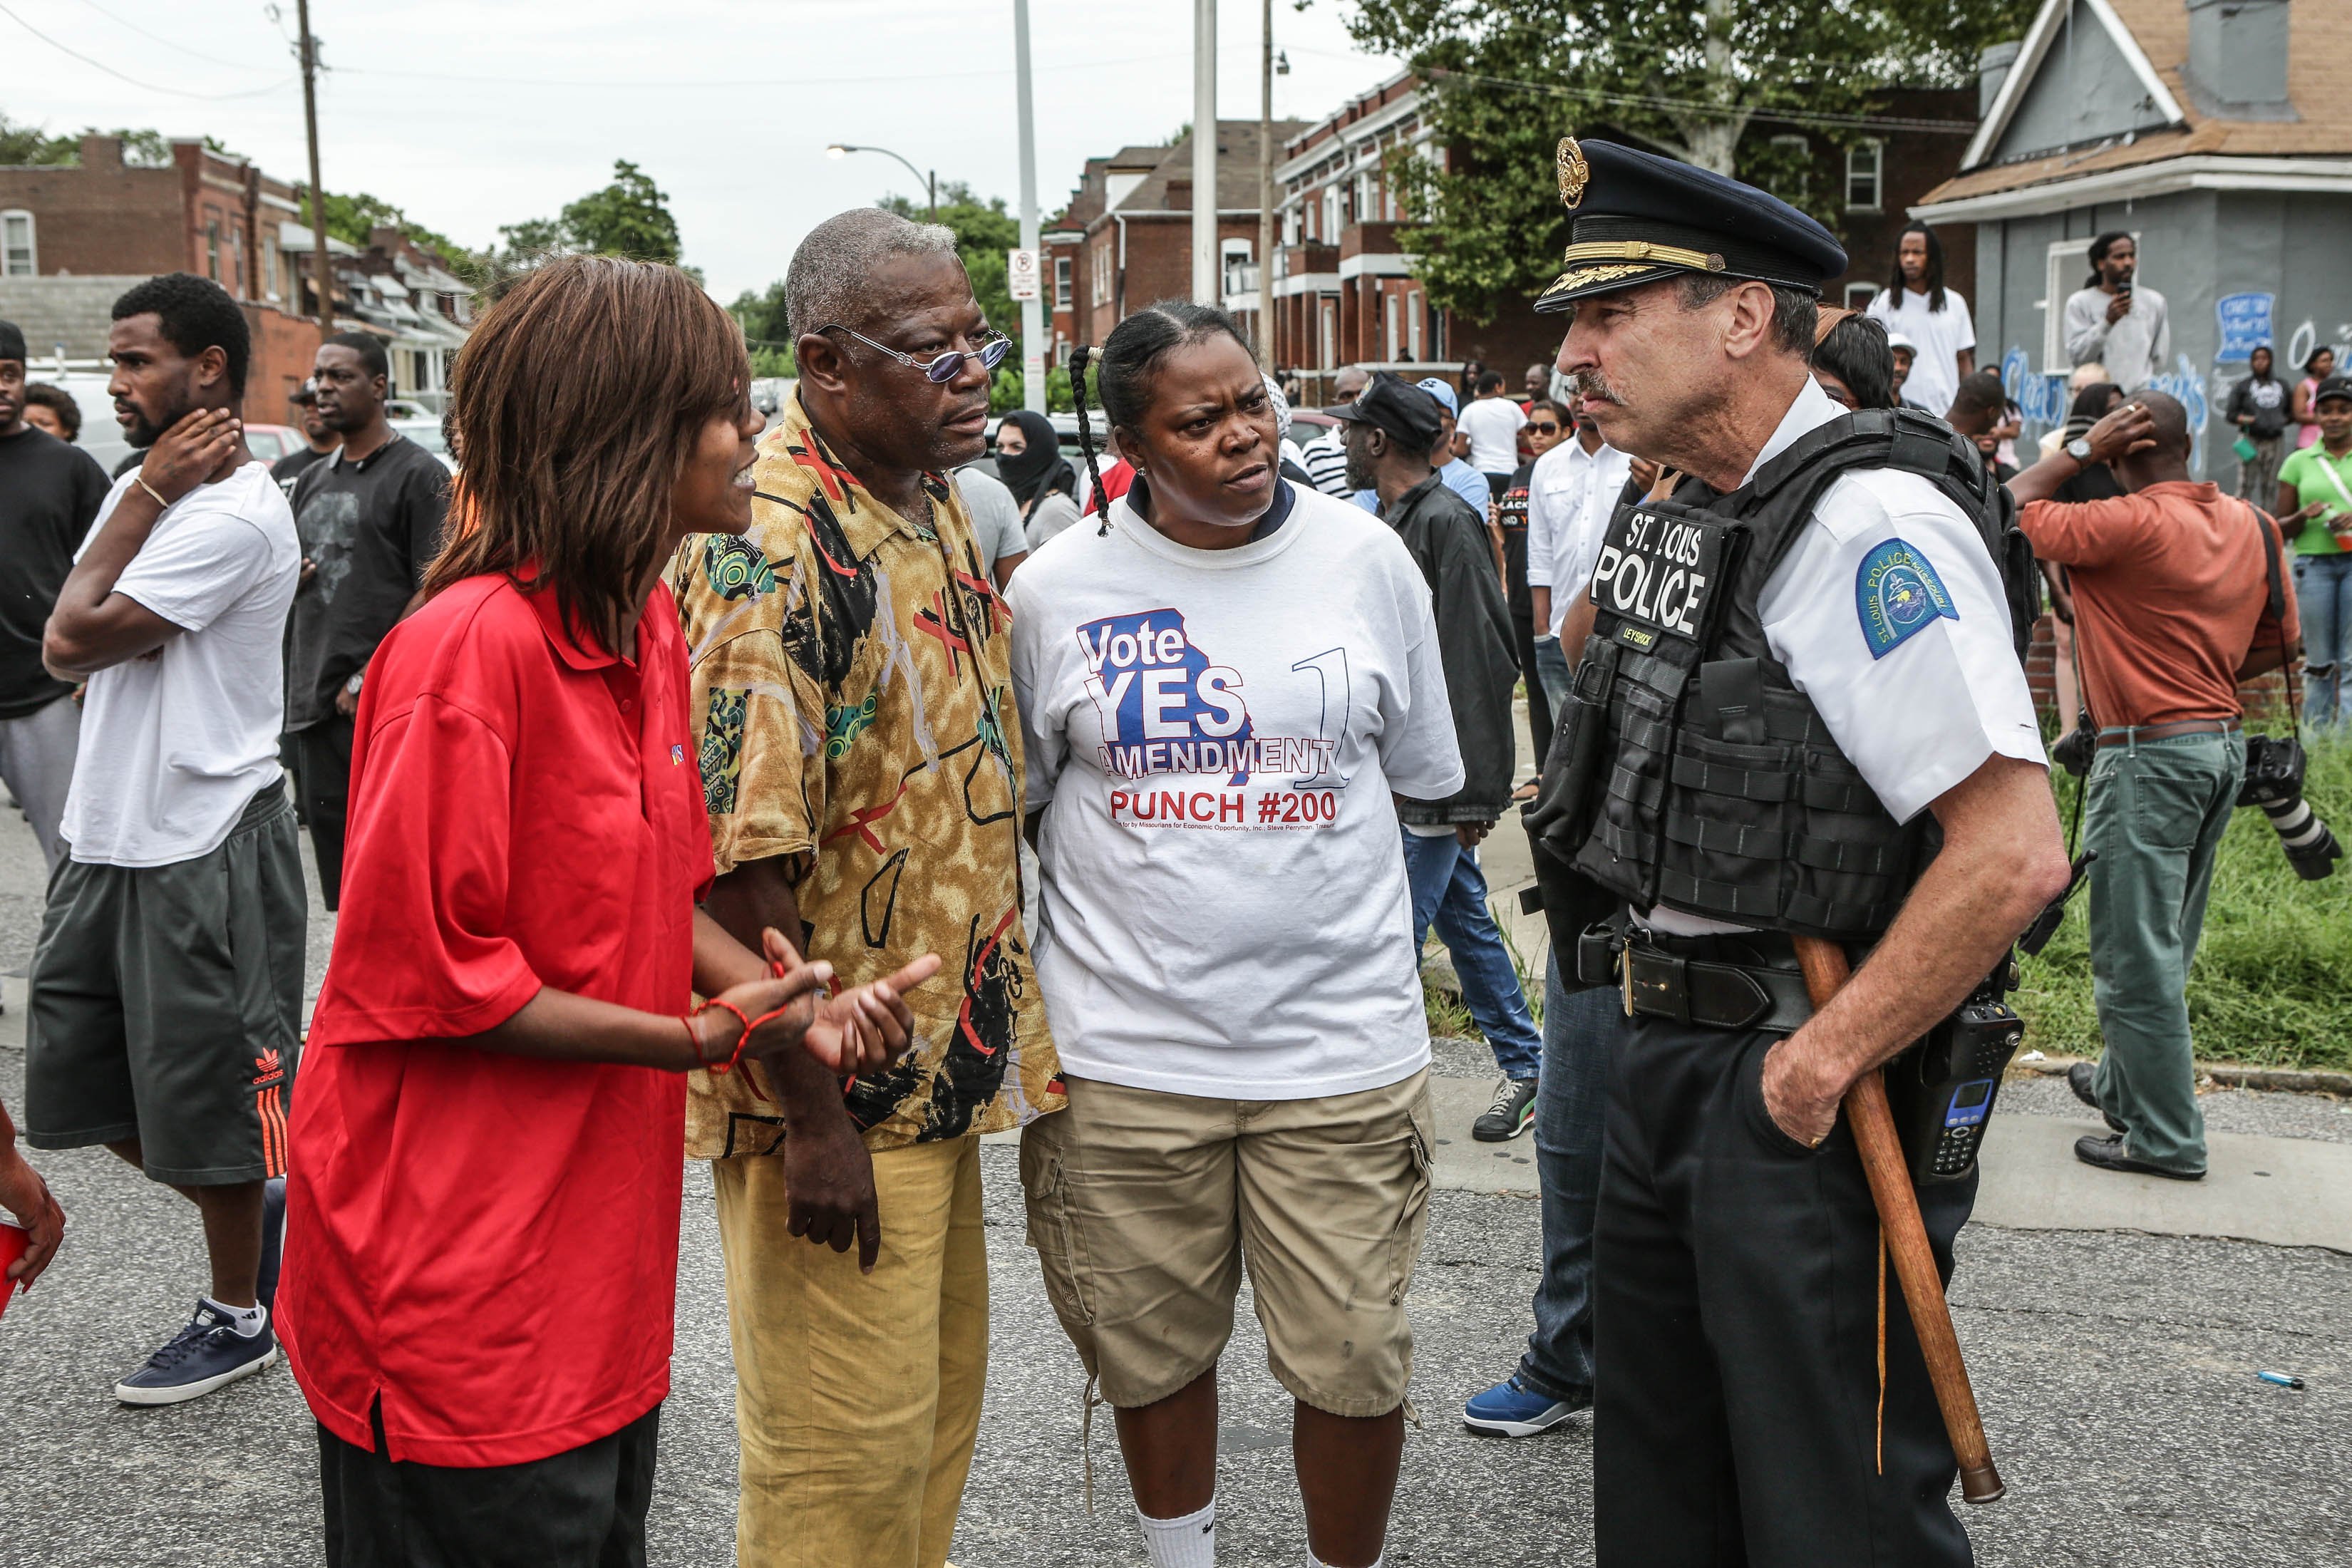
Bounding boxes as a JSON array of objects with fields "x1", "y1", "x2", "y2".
[{"x1": 2239, "y1": 734, "x2": 2342, "y2": 881}]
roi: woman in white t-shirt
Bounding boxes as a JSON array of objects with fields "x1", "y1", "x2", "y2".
[
  {"x1": 1008, "y1": 301, "x2": 1462, "y2": 1568},
  {"x1": 1864, "y1": 224, "x2": 1974, "y2": 418}
]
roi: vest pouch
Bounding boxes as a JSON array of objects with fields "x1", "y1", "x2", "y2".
[
  {"x1": 1781, "y1": 746, "x2": 1914, "y2": 937},
  {"x1": 1653, "y1": 726, "x2": 1800, "y2": 927},
  {"x1": 1525, "y1": 636, "x2": 1619, "y2": 858}
]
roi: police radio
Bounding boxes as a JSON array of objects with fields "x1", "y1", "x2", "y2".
[{"x1": 1882, "y1": 995, "x2": 2024, "y2": 1184}]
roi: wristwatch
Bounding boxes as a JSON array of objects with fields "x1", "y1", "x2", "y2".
[
  {"x1": 344, "y1": 672, "x2": 366, "y2": 696},
  {"x1": 2065, "y1": 436, "x2": 2095, "y2": 463}
]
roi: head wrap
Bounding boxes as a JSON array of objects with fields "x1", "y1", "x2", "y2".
[
  {"x1": 994, "y1": 409, "x2": 1076, "y2": 508},
  {"x1": 0, "y1": 319, "x2": 26, "y2": 365}
]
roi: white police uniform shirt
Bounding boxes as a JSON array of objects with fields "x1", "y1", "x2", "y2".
[
  {"x1": 1645, "y1": 374, "x2": 2046, "y2": 937},
  {"x1": 1526, "y1": 433, "x2": 1635, "y2": 639}
]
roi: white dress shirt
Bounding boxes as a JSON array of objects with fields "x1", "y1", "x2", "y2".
[{"x1": 1525, "y1": 434, "x2": 1635, "y2": 639}]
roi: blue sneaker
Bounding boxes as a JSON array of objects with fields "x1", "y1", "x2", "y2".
[
  {"x1": 257, "y1": 1175, "x2": 287, "y2": 1314},
  {"x1": 1463, "y1": 1373, "x2": 1587, "y2": 1437},
  {"x1": 115, "y1": 1301, "x2": 278, "y2": 1406}
]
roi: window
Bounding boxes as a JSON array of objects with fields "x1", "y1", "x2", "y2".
[
  {"x1": 1845, "y1": 142, "x2": 1884, "y2": 212},
  {"x1": 1322, "y1": 185, "x2": 1342, "y2": 242},
  {"x1": 231, "y1": 222, "x2": 245, "y2": 294},
  {"x1": 1, "y1": 210, "x2": 33, "y2": 277},
  {"x1": 1383, "y1": 290, "x2": 1399, "y2": 362},
  {"x1": 2042, "y1": 236, "x2": 2103, "y2": 374},
  {"x1": 1845, "y1": 282, "x2": 1879, "y2": 309},
  {"x1": 1406, "y1": 288, "x2": 1423, "y2": 361},
  {"x1": 205, "y1": 220, "x2": 221, "y2": 281},
  {"x1": 1319, "y1": 298, "x2": 1337, "y2": 370},
  {"x1": 262, "y1": 234, "x2": 281, "y2": 300},
  {"x1": 1053, "y1": 256, "x2": 1071, "y2": 310},
  {"x1": 1222, "y1": 237, "x2": 1252, "y2": 300},
  {"x1": 1769, "y1": 135, "x2": 1810, "y2": 205}
]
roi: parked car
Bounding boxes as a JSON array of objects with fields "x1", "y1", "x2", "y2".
[
  {"x1": 241, "y1": 423, "x2": 306, "y2": 466},
  {"x1": 390, "y1": 416, "x2": 458, "y2": 474}
]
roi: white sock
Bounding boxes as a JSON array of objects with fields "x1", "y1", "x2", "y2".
[
  {"x1": 203, "y1": 1296, "x2": 267, "y2": 1338},
  {"x1": 1307, "y1": 1553, "x2": 1380, "y2": 1568},
  {"x1": 1137, "y1": 1497, "x2": 1216, "y2": 1568}
]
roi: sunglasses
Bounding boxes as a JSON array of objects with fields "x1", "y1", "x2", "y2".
[
  {"x1": 1530, "y1": 421, "x2": 1562, "y2": 434},
  {"x1": 818, "y1": 324, "x2": 1012, "y2": 384}
]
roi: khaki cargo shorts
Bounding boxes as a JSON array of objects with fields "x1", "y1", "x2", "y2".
[{"x1": 1018, "y1": 1067, "x2": 1433, "y2": 1418}]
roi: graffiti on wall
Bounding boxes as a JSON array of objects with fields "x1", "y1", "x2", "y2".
[
  {"x1": 2005, "y1": 346, "x2": 2213, "y2": 474},
  {"x1": 2146, "y1": 354, "x2": 2212, "y2": 475},
  {"x1": 2283, "y1": 319, "x2": 2352, "y2": 376}
]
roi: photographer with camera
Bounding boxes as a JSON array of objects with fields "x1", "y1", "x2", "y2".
[{"x1": 2011, "y1": 393, "x2": 2304, "y2": 1182}]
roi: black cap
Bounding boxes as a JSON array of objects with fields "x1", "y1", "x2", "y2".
[
  {"x1": 1325, "y1": 371, "x2": 1443, "y2": 453},
  {"x1": 0, "y1": 319, "x2": 25, "y2": 364},
  {"x1": 2314, "y1": 374, "x2": 2352, "y2": 406},
  {"x1": 1534, "y1": 138, "x2": 1847, "y2": 314}
]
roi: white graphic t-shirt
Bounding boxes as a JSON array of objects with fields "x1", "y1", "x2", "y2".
[{"x1": 1009, "y1": 482, "x2": 1464, "y2": 1100}]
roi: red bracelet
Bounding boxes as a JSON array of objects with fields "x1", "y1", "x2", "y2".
[{"x1": 689, "y1": 997, "x2": 755, "y2": 1076}]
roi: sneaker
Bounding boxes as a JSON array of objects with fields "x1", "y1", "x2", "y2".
[
  {"x1": 1463, "y1": 1374, "x2": 1587, "y2": 1437},
  {"x1": 257, "y1": 1175, "x2": 287, "y2": 1315},
  {"x1": 1473, "y1": 1076, "x2": 1539, "y2": 1143},
  {"x1": 115, "y1": 1301, "x2": 278, "y2": 1406}
]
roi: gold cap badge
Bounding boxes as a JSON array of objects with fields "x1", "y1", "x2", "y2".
[{"x1": 1556, "y1": 136, "x2": 1590, "y2": 209}]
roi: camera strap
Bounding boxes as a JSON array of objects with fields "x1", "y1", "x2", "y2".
[{"x1": 2254, "y1": 502, "x2": 2300, "y2": 732}]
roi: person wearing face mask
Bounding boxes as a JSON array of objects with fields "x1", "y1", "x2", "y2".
[
  {"x1": 1009, "y1": 304, "x2": 1462, "y2": 1568},
  {"x1": 994, "y1": 406, "x2": 1083, "y2": 552}
]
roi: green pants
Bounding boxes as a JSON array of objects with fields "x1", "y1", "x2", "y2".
[{"x1": 2083, "y1": 729, "x2": 2244, "y2": 1174}]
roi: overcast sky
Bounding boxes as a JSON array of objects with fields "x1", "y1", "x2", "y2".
[{"x1": 4, "y1": 0, "x2": 1403, "y2": 302}]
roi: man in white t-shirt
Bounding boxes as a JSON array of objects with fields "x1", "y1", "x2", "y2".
[
  {"x1": 24, "y1": 274, "x2": 305, "y2": 1409},
  {"x1": 1862, "y1": 225, "x2": 1974, "y2": 416},
  {"x1": 1523, "y1": 390, "x2": 1633, "y2": 708},
  {"x1": 1456, "y1": 368, "x2": 1531, "y2": 492}
]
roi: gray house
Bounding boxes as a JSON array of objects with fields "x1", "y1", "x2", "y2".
[{"x1": 1913, "y1": 0, "x2": 2352, "y2": 473}]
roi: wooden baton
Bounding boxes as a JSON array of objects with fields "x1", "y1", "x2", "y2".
[{"x1": 1790, "y1": 936, "x2": 2006, "y2": 1506}]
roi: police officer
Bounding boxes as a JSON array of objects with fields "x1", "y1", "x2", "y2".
[{"x1": 1522, "y1": 140, "x2": 2071, "y2": 1564}]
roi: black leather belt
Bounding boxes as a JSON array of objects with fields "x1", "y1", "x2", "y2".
[{"x1": 1576, "y1": 923, "x2": 1818, "y2": 1034}]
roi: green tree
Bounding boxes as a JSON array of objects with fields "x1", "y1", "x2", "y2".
[
  {"x1": 879, "y1": 182, "x2": 1022, "y2": 351},
  {"x1": 1341, "y1": 0, "x2": 2037, "y2": 321},
  {"x1": 0, "y1": 115, "x2": 219, "y2": 167},
  {"x1": 489, "y1": 160, "x2": 696, "y2": 282},
  {"x1": 294, "y1": 186, "x2": 476, "y2": 272}
]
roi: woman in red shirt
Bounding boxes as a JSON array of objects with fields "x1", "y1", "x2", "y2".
[{"x1": 275, "y1": 255, "x2": 939, "y2": 1568}]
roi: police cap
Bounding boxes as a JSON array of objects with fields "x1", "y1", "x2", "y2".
[
  {"x1": 1534, "y1": 138, "x2": 1847, "y2": 314},
  {"x1": 1324, "y1": 371, "x2": 1444, "y2": 453}
]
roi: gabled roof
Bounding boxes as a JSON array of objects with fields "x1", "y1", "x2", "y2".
[
  {"x1": 1113, "y1": 120, "x2": 1308, "y2": 215},
  {"x1": 1921, "y1": 0, "x2": 2352, "y2": 213}
]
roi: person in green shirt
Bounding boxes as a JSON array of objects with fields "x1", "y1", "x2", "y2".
[{"x1": 2274, "y1": 373, "x2": 2352, "y2": 723}]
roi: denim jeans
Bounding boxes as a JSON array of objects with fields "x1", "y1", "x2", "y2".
[
  {"x1": 2294, "y1": 550, "x2": 2352, "y2": 725},
  {"x1": 1533, "y1": 634, "x2": 1573, "y2": 718},
  {"x1": 1516, "y1": 959, "x2": 1615, "y2": 1403},
  {"x1": 2084, "y1": 728, "x2": 2244, "y2": 1173},
  {"x1": 1400, "y1": 827, "x2": 1543, "y2": 1080}
]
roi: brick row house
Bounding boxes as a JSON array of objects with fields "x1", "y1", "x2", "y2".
[
  {"x1": 1043, "y1": 73, "x2": 1981, "y2": 408},
  {"x1": 0, "y1": 133, "x2": 469, "y2": 423}
]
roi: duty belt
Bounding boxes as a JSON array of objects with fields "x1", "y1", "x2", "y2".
[{"x1": 1576, "y1": 922, "x2": 1817, "y2": 1034}]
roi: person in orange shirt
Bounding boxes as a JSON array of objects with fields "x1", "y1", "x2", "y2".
[{"x1": 2011, "y1": 392, "x2": 2301, "y2": 1181}]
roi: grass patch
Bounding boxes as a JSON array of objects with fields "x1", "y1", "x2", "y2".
[{"x1": 2016, "y1": 728, "x2": 2352, "y2": 1070}]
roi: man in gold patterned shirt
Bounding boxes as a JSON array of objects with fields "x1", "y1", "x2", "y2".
[{"x1": 671, "y1": 208, "x2": 1062, "y2": 1568}]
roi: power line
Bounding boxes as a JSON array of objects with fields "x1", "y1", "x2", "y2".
[
  {"x1": 0, "y1": 3, "x2": 294, "y2": 100},
  {"x1": 71, "y1": 0, "x2": 282, "y2": 74},
  {"x1": 1420, "y1": 66, "x2": 1979, "y2": 136},
  {"x1": 334, "y1": 49, "x2": 1179, "y2": 90}
]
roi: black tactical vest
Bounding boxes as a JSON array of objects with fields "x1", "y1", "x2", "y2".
[{"x1": 1526, "y1": 408, "x2": 2036, "y2": 945}]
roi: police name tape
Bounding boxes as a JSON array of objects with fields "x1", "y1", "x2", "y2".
[{"x1": 1107, "y1": 787, "x2": 1341, "y2": 827}]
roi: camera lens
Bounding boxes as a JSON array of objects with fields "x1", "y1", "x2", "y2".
[{"x1": 2261, "y1": 795, "x2": 2343, "y2": 882}]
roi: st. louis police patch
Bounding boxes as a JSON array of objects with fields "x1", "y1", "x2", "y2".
[{"x1": 1855, "y1": 537, "x2": 1958, "y2": 659}]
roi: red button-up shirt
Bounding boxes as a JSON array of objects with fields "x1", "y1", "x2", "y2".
[{"x1": 277, "y1": 572, "x2": 713, "y2": 1467}]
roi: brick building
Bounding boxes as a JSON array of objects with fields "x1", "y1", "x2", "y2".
[
  {"x1": 1041, "y1": 121, "x2": 1306, "y2": 371},
  {"x1": 0, "y1": 133, "x2": 471, "y2": 419}
]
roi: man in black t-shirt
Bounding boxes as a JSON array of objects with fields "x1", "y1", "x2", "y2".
[
  {"x1": 0, "y1": 319, "x2": 108, "y2": 869},
  {"x1": 271, "y1": 380, "x2": 339, "y2": 502},
  {"x1": 284, "y1": 332, "x2": 449, "y2": 908}
]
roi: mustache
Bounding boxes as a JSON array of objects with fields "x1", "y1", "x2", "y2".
[{"x1": 1572, "y1": 369, "x2": 1624, "y2": 406}]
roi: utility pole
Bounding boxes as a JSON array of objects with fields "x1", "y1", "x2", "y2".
[
  {"x1": 1257, "y1": 0, "x2": 1273, "y2": 363},
  {"x1": 1192, "y1": 0, "x2": 1217, "y2": 306},
  {"x1": 1014, "y1": 0, "x2": 1046, "y2": 415},
  {"x1": 296, "y1": 0, "x2": 334, "y2": 339}
]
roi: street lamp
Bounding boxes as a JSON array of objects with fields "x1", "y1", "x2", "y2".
[{"x1": 826, "y1": 143, "x2": 937, "y2": 221}]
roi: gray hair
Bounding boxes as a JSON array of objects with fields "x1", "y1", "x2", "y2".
[{"x1": 784, "y1": 207, "x2": 962, "y2": 340}]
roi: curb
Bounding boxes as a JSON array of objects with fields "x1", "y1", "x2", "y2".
[{"x1": 2012, "y1": 1051, "x2": 2352, "y2": 1097}]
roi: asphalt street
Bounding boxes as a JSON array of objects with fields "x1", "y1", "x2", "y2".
[{"x1": 1, "y1": 798, "x2": 2348, "y2": 1565}]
